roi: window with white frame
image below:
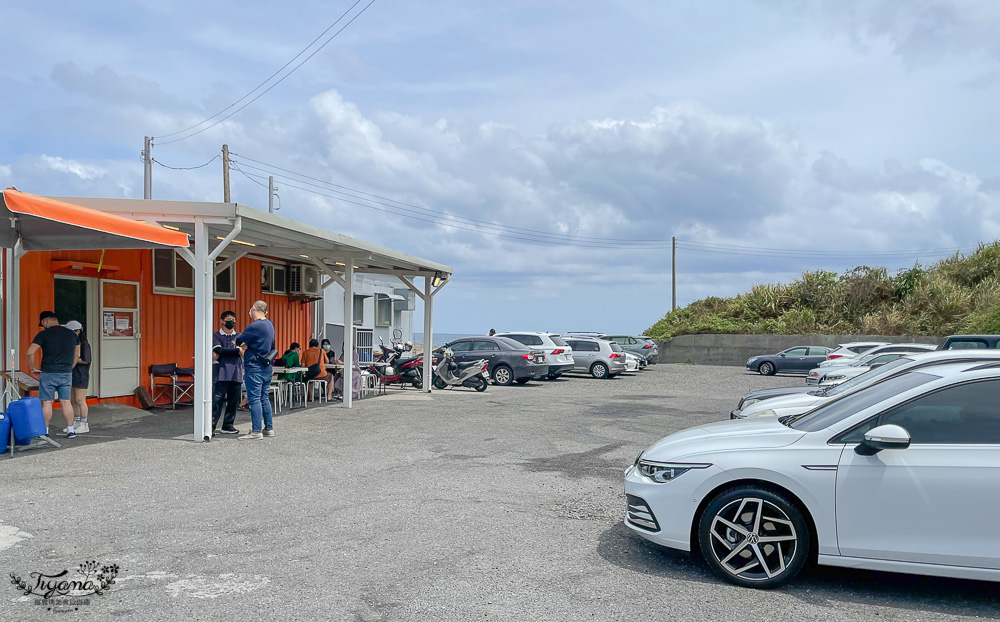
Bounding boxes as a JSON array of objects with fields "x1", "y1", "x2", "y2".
[
  {"x1": 375, "y1": 295, "x2": 391, "y2": 327},
  {"x1": 153, "y1": 249, "x2": 234, "y2": 298},
  {"x1": 353, "y1": 295, "x2": 365, "y2": 325},
  {"x1": 261, "y1": 263, "x2": 287, "y2": 295}
]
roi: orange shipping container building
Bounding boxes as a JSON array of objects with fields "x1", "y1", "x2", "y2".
[{"x1": 14, "y1": 249, "x2": 312, "y2": 407}]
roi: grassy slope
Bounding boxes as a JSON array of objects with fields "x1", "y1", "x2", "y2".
[{"x1": 646, "y1": 242, "x2": 1000, "y2": 340}]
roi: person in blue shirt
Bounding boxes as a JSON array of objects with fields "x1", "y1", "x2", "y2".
[
  {"x1": 238, "y1": 300, "x2": 276, "y2": 440},
  {"x1": 212, "y1": 310, "x2": 243, "y2": 436}
]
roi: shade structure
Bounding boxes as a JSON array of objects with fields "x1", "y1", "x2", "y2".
[{"x1": 1, "y1": 188, "x2": 190, "y2": 250}]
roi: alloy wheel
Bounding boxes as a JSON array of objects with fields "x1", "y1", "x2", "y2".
[
  {"x1": 494, "y1": 366, "x2": 512, "y2": 385},
  {"x1": 706, "y1": 497, "x2": 798, "y2": 583}
]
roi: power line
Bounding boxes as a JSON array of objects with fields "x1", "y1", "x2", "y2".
[
  {"x1": 157, "y1": 0, "x2": 376, "y2": 145},
  {"x1": 677, "y1": 240, "x2": 976, "y2": 257},
  {"x1": 230, "y1": 162, "x2": 269, "y2": 189},
  {"x1": 231, "y1": 153, "x2": 669, "y2": 244},
  {"x1": 675, "y1": 244, "x2": 974, "y2": 261},
  {"x1": 152, "y1": 155, "x2": 220, "y2": 170}
]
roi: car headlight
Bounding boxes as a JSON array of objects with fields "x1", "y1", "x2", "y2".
[
  {"x1": 750, "y1": 409, "x2": 777, "y2": 418},
  {"x1": 747, "y1": 357, "x2": 758, "y2": 364},
  {"x1": 636, "y1": 460, "x2": 711, "y2": 483},
  {"x1": 741, "y1": 398, "x2": 761, "y2": 408}
]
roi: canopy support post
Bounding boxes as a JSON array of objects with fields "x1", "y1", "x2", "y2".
[
  {"x1": 422, "y1": 276, "x2": 433, "y2": 392},
  {"x1": 193, "y1": 218, "x2": 212, "y2": 441},
  {"x1": 3, "y1": 242, "x2": 23, "y2": 408},
  {"x1": 342, "y1": 262, "x2": 354, "y2": 408}
]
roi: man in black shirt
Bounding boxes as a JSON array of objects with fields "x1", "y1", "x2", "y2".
[{"x1": 26, "y1": 311, "x2": 80, "y2": 438}]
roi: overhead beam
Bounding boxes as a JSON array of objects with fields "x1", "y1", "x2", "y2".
[
  {"x1": 310, "y1": 258, "x2": 347, "y2": 289},
  {"x1": 397, "y1": 276, "x2": 425, "y2": 302},
  {"x1": 214, "y1": 248, "x2": 249, "y2": 276}
]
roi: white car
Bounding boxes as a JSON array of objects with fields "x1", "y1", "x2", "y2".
[
  {"x1": 496, "y1": 332, "x2": 575, "y2": 379},
  {"x1": 625, "y1": 362, "x2": 1000, "y2": 587},
  {"x1": 825, "y1": 341, "x2": 888, "y2": 361},
  {"x1": 735, "y1": 350, "x2": 1000, "y2": 420},
  {"x1": 817, "y1": 343, "x2": 937, "y2": 368},
  {"x1": 806, "y1": 352, "x2": 907, "y2": 385},
  {"x1": 623, "y1": 351, "x2": 642, "y2": 371}
]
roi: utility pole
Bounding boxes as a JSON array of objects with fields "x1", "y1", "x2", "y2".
[
  {"x1": 143, "y1": 136, "x2": 153, "y2": 199},
  {"x1": 222, "y1": 144, "x2": 231, "y2": 203},
  {"x1": 268, "y1": 175, "x2": 275, "y2": 213},
  {"x1": 671, "y1": 236, "x2": 677, "y2": 312}
]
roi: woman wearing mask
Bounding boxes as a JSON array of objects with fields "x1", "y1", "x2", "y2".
[
  {"x1": 321, "y1": 339, "x2": 335, "y2": 363},
  {"x1": 66, "y1": 321, "x2": 91, "y2": 434}
]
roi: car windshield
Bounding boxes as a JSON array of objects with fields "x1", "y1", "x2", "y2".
[
  {"x1": 850, "y1": 353, "x2": 879, "y2": 366},
  {"x1": 786, "y1": 372, "x2": 939, "y2": 432},
  {"x1": 494, "y1": 336, "x2": 527, "y2": 350},
  {"x1": 823, "y1": 357, "x2": 914, "y2": 396},
  {"x1": 610, "y1": 342, "x2": 623, "y2": 353},
  {"x1": 550, "y1": 335, "x2": 569, "y2": 347}
]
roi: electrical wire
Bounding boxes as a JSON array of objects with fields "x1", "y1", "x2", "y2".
[
  {"x1": 676, "y1": 240, "x2": 977, "y2": 258},
  {"x1": 231, "y1": 153, "x2": 669, "y2": 243},
  {"x1": 152, "y1": 155, "x2": 220, "y2": 170},
  {"x1": 231, "y1": 162, "x2": 269, "y2": 189},
  {"x1": 157, "y1": 0, "x2": 376, "y2": 145}
]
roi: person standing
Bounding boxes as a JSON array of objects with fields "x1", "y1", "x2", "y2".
[
  {"x1": 238, "y1": 300, "x2": 276, "y2": 440},
  {"x1": 66, "y1": 321, "x2": 91, "y2": 434},
  {"x1": 25, "y1": 311, "x2": 79, "y2": 438},
  {"x1": 212, "y1": 311, "x2": 243, "y2": 436}
]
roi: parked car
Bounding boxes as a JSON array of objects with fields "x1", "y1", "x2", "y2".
[
  {"x1": 601, "y1": 334, "x2": 653, "y2": 364},
  {"x1": 825, "y1": 342, "x2": 888, "y2": 361},
  {"x1": 637, "y1": 336, "x2": 659, "y2": 364},
  {"x1": 733, "y1": 349, "x2": 1000, "y2": 420},
  {"x1": 434, "y1": 336, "x2": 545, "y2": 386},
  {"x1": 729, "y1": 350, "x2": 1000, "y2": 419},
  {"x1": 562, "y1": 336, "x2": 626, "y2": 379},
  {"x1": 816, "y1": 343, "x2": 937, "y2": 368},
  {"x1": 626, "y1": 362, "x2": 1000, "y2": 587},
  {"x1": 941, "y1": 335, "x2": 1000, "y2": 350},
  {"x1": 805, "y1": 352, "x2": 907, "y2": 386},
  {"x1": 745, "y1": 346, "x2": 831, "y2": 376},
  {"x1": 623, "y1": 351, "x2": 642, "y2": 372},
  {"x1": 497, "y1": 332, "x2": 575, "y2": 379}
]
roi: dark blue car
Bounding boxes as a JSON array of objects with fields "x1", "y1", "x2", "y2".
[{"x1": 745, "y1": 346, "x2": 831, "y2": 376}]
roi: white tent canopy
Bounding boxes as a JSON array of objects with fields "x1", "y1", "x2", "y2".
[{"x1": 52, "y1": 197, "x2": 452, "y2": 441}]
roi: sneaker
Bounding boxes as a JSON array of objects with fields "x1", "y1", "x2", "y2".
[
  {"x1": 238, "y1": 431, "x2": 263, "y2": 441},
  {"x1": 219, "y1": 427, "x2": 240, "y2": 435},
  {"x1": 66, "y1": 430, "x2": 77, "y2": 439},
  {"x1": 262, "y1": 429, "x2": 275, "y2": 437},
  {"x1": 76, "y1": 422, "x2": 89, "y2": 434}
]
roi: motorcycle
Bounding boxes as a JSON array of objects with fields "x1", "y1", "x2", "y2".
[
  {"x1": 432, "y1": 347, "x2": 489, "y2": 392},
  {"x1": 369, "y1": 337, "x2": 424, "y2": 389}
]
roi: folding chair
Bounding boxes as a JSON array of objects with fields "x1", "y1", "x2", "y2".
[
  {"x1": 149, "y1": 363, "x2": 178, "y2": 408},
  {"x1": 174, "y1": 367, "x2": 195, "y2": 407}
]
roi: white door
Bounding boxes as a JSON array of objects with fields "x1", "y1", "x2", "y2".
[
  {"x1": 836, "y1": 379, "x2": 1000, "y2": 568},
  {"x1": 99, "y1": 279, "x2": 141, "y2": 398}
]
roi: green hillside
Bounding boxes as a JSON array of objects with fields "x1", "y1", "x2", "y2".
[{"x1": 646, "y1": 242, "x2": 1000, "y2": 340}]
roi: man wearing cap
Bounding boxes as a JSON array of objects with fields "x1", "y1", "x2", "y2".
[{"x1": 25, "y1": 311, "x2": 80, "y2": 438}]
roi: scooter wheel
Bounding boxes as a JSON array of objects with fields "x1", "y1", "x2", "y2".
[
  {"x1": 412, "y1": 378, "x2": 423, "y2": 389},
  {"x1": 433, "y1": 377, "x2": 446, "y2": 390},
  {"x1": 474, "y1": 378, "x2": 487, "y2": 392}
]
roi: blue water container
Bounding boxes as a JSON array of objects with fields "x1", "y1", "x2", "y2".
[
  {"x1": 9, "y1": 397, "x2": 47, "y2": 441},
  {"x1": 0, "y1": 412, "x2": 9, "y2": 452}
]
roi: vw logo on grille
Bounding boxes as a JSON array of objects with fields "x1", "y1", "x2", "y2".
[{"x1": 746, "y1": 533, "x2": 760, "y2": 544}]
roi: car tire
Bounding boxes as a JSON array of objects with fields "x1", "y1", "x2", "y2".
[
  {"x1": 757, "y1": 362, "x2": 776, "y2": 376},
  {"x1": 590, "y1": 362, "x2": 610, "y2": 379},
  {"x1": 474, "y1": 377, "x2": 487, "y2": 392},
  {"x1": 697, "y1": 486, "x2": 811, "y2": 589},
  {"x1": 515, "y1": 378, "x2": 530, "y2": 385},
  {"x1": 493, "y1": 365, "x2": 513, "y2": 386}
]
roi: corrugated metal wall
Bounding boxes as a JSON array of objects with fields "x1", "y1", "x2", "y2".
[{"x1": 12, "y1": 250, "x2": 312, "y2": 406}]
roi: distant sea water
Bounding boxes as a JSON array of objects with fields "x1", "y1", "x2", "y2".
[{"x1": 414, "y1": 332, "x2": 481, "y2": 347}]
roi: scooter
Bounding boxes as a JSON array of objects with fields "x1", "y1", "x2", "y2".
[
  {"x1": 371, "y1": 338, "x2": 424, "y2": 388},
  {"x1": 432, "y1": 347, "x2": 489, "y2": 392}
]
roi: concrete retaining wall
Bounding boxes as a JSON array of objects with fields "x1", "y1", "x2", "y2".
[{"x1": 654, "y1": 334, "x2": 944, "y2": 367}]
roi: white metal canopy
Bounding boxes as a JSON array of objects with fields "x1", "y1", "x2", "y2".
[{"x1": 49, "y1": 197, "x2": 452, "y2": 441}]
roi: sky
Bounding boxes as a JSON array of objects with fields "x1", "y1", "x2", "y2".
[{"x1": 3, "y1": 0, "x2": 1000, "y2": 334}]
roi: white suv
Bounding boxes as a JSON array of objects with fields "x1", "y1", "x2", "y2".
[{"x1": 497, "y1": 332, "x2": 575, "y2": 379}]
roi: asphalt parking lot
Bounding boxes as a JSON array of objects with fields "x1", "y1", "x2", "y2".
[{"x1": 2, "y1": 364, "x2": 999, "y2": 621}]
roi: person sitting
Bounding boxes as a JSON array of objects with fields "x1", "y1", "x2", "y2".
[
  {"x1": 301, "y1": 339, "x2": 336, "y2": 401},
  {"x1": 321, "y1": 338, "x2": 336, "y2": 363},
  {"x1": 332, "y1": 344, "x2": 363, "y2": 400},
  {"x1": 280, "y1": 343, "x2": 302, "y2": 382}
]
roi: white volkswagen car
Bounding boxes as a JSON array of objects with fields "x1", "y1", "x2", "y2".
[
  {"x1": 496, "y1": 332, "x2": 575, "y2": 379},
  {"x1": 625, "y1": 362, "x2": 1000, "y2": 587}
]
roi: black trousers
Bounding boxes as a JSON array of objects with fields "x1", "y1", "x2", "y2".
[{"x1": 212, "y1": 381, "x2": 241, "y2": 430}]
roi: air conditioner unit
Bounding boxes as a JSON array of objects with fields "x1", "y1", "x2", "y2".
[{"x1": 288, "y1": 265, "x2": 320, "y2": 295}]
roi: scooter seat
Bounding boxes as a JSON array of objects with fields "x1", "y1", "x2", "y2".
[{"x1": 455, "y1": 360, "x2": 481, "y2": 370}]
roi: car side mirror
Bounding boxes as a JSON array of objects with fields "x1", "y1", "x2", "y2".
[
  {"x1": 856, "y1": 424, "x2": 911, "y2": 455},
  {"x1": 778, "y1": 353, "x2": 786, "y2": 357},
  {"x1": 869, "y1": 361, "x2": 886, "y2": 369}
]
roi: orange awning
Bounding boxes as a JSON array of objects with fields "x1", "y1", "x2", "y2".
[{"x1": 1, "y1": 188, "x2": 190, "y2": 251}]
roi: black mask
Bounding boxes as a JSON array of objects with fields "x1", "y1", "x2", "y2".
[{"x1": 224, "y1": 320, "x2": 236, "y2": 329}]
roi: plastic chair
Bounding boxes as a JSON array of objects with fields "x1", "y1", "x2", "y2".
[
  {"x1": 268, "y1": 382, "x2": 282, "y2": 412},
  {"x1": 149, "y1": 363, "x2": 178, "y2": 408},
  {"x1": 306, "y1": 379, "x2": 327, "y2": 404},
  {"x1": 174, "y1": 367, "x2": 195, "y2": 407}
]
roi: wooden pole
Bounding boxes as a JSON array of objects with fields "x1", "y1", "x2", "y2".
[
  {"x1": 222, "y1": 144, "x2": 231, "y2": 203},
  {"x1": 671, "y1": 236, "x2": 677, "y2": 312}
]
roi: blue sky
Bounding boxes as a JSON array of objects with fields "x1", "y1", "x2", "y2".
[{"x1": 4, "y1": 0, "x2": 1000, "y2": 333}]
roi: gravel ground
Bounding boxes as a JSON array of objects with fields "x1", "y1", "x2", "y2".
[{"x1": 1, "y1": 364, "x2": 998, "y2": 621}]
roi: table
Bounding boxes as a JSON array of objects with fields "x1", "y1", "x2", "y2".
[{"x1": 1, "y1": 370, "x2": 38, "y2": 400}]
